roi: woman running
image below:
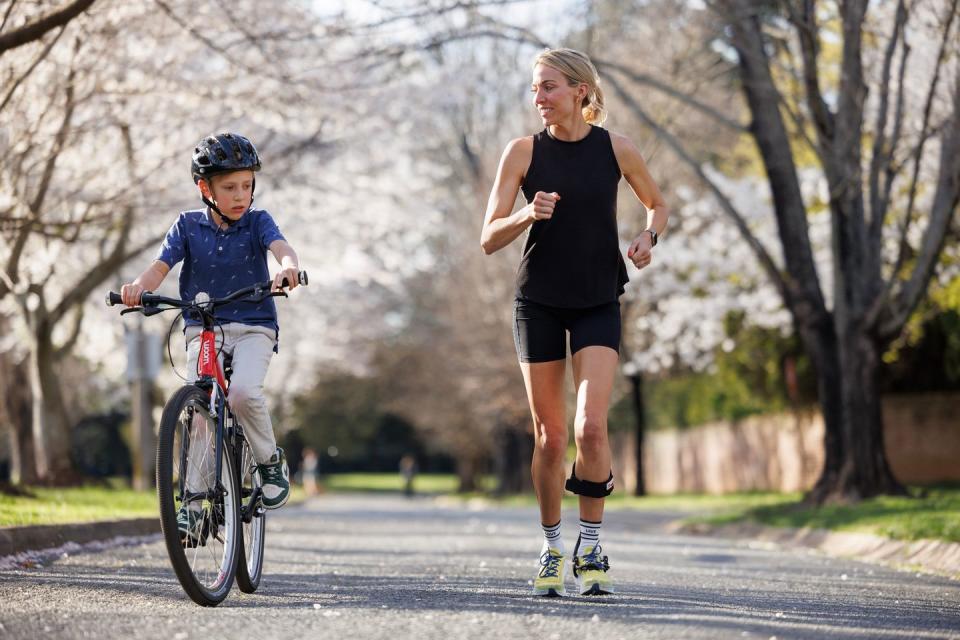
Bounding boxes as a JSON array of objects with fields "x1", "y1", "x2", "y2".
[{"x1": 480, "y1": 48, "x2": 670, "y2": 597}]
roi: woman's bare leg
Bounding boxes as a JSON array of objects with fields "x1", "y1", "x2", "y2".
[
  {"x1": 570, "y1": 346, "x2": 618, "y2": 524},
  {"x1": 519, "y1": 359, "x2": 567, "y2": 528}
]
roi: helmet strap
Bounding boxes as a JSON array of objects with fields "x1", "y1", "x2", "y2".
[
  {"x1": 201, "y1": 176, "x2": 256, "y2": 228},
  {"x1": 201, "y1": 195, "x2": 236, "y2": 227}
]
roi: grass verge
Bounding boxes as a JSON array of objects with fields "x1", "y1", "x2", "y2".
[
  {"x1": 10, "y1": 474, "x2": 953, "y2": 546},
  {"x1": 0, "y1": 481, "x2": 307, "y2": 528},
  {"x1": 686, "y1": 486, "x2": 960, "y2": 543},
  {"x1": 322, "y1": 473, "x2": 496, "y2": 494},
  {"x1": 443, "y1": 483, "x2": 960, "y2": 545},
  {"x1": 0, "y1": 482, "x2": 157, "y2": 527}
]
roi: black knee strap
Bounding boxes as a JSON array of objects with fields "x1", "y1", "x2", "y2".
[{"x1": 565, "y1": 463, "x2": 614, "y2": 497}]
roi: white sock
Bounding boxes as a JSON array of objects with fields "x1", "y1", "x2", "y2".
[
  {"x1": 541, "y1": 520, "x2": 564, "y2": 553},
  {"x1": 578, "y1": 518, "x2": 602, "y2": 554}
]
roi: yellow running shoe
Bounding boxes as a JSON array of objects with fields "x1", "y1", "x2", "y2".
[
  {"x1": 573, "y1": 543, "x2": 614, "y2": 595},
  {"x1": 533, "y1": 548, "x2": 566, "y2": 597}
]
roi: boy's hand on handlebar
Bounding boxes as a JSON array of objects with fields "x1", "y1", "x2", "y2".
[
  {"x1": 272, "y1": 267, "x2": 300, "y2": 292},
  {"x1": 120, "y1": 283, "x2": 144, "y2": 307}
]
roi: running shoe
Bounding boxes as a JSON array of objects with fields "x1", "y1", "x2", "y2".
[
  {"x1": 573, "y1": 538, "x2": 614, "y2": 595},
  {"x1": 533, "y1": 547, "x2": 566, "y2": 597},
  {"x1": 177, "y1": 504, "x2": 205, "y2": 548},
  {"x1": 258, "y1": 447, "x2": 290, "y2": 509}
]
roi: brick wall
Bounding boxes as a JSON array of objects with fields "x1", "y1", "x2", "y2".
[{"x1": 610, "y1": 392, "x2": 960, "y2": 494}]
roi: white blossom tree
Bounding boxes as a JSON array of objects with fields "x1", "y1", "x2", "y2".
[
  {"x1": 602, "y1": 0, "x2": 960, "y2": 502},
  {"x1": 0, "y1": 0, "x2": 385, "y2": 483}
]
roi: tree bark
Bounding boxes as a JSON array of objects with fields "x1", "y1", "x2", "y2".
[
  {"x1": 0, "y1": 0, "x2": 97, "y2": 54},
  {"x1": 28, "y1": 318, "x2": 80, "y2": 485},
  {"x1": 493, "y1": 424, "x2": 533, "y2": 495},
  {"x1": 628, "y1": 373, "x2": 646, "y2": 496},
  {"x1": 456, "y1": 455, "x2": 483, "y2": 493},
  {"x1": 835, "y1": 328, "x2": 904, "y2": 499},
  {"x1": 0, "y1": 354, "x2": 38, "y2": 485},
  {"x1": 800, "y1": 319, "x2": 846, "y2": 504}
]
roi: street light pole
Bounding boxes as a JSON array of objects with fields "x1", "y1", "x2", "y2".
[{"x1": 127, "y1": 317, "x2": 159, "y2": 490}]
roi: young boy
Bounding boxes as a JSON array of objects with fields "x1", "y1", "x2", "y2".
[{"x1": 121, "y1": 133, "x2": 301, "y2": 536}]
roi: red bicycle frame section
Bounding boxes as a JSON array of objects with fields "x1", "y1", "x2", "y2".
[{"x1": 197, "y1": 327, "x2": 227, "y2": 391}]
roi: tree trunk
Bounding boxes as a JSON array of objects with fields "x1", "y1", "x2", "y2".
[
  {"x1": 0, "y1": 355, "x2": 38, "y2": 485},
  {"x1": 493, "y1": 424, "x2": 532, "y2": 495},
  {"x1": 798, "y1": 317, "x2": 846, "y2": 504},
  {"x1": 28, "y1": 323, "x2": 80, "y2": 485},
  {"x1": 835, "y1": 328, "x2": 905, "y2": 499},
  {"x1": 804, "y1": 320, "x2": 905, "y2": 503},
  {"x1": 628, "y1": 373, "x2": 646, "y2": 496},
  {"x1": 456, "y1": 454, "x2": 483, "y2": 493}
]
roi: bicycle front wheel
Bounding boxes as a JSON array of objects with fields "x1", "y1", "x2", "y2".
[
  {"x1": 235, "y1": 433, "x2": 266, "y2": 593},
  {"x1": 156, "y1": 385, "x2": 240, "y2": 607}
]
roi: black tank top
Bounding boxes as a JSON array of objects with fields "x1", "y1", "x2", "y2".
[{"x1": 517, "y1": 126, "x2": 628, "y2": 308}]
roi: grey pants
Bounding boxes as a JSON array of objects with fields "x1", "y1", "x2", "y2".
[{"x1": 184, "y1": 323, "x2": 278, "y2": 464}]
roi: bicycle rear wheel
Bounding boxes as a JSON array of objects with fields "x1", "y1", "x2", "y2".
[
  {"x1": 235, "y1": 432, "x2": 266, "y2": 593},
  {"x1": 156, "y1": 385, "x2": 240, "y2": 606}
]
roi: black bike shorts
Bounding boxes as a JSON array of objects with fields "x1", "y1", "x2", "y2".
[{"x1": 513, "y1": 298, "x2": 621, "y2": 363}]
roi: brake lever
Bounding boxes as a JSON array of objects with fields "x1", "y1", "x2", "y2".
[
  {"x1": 247, "y1": 291, "x2": 288, "y2": 304},
  {"x1": 142, "y1": 306, "x2": 166, "y2": 317},
  {"x1": 120, "y1": 307, "x2": 144, "y2": 316}
]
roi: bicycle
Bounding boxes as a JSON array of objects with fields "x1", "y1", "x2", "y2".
[{"x1": 107, "y1": 271, "x2": 307, "y2": 606}]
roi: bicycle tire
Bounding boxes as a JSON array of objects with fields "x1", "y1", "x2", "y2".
[
  {"x1": 156, "y1": 384, "x2": 240, "y2": 606},
  {"x1": 235, "y1": 434, "x2": 266, "y2": 593}
]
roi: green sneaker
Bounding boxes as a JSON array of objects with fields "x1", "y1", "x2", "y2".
[
  {"x1": 177, "y1": 505, "x2": 205, "y2": 547},
  {"x1": 533, "y1": 547, "x2": 566, "y2": 597},
  {"x1": 573, "y1": 538, "x2": 614, "y2": 595},
  {"x1": 258, "y1": 447, "x2": 290, "y2": 509}
]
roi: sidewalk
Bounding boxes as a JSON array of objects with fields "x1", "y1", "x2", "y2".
[
  {"x1": 676, "y1": 520, "x2": 960, "y2": 580},
  {"x1": 0, "y1": 518, "x2": 159, "y2": 557}
]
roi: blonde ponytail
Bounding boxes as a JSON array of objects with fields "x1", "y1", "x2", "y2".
[{"x1": 582, "y1": 82, "x2": 607, "y2": 125}]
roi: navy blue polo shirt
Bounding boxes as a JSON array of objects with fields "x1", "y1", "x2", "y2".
[{"x1": 156, "y1": 208, "x2": 286, "y2": 333}]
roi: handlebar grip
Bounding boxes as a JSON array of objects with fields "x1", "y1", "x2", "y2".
[
  {"x1": 280, "y1": 271, "x2": 309, "y2": 289},
  {"x1": 106, "y1": 291, "x2": 157, "y2": 307}
]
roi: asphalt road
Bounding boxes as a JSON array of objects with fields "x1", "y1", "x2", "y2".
[{"x1": 1, "y1": 494, "x2": 958, "y2": 639}]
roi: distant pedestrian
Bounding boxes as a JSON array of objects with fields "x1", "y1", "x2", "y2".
[
  {"x1": 301, "y1": 448, "x2": 319, "y2": 496},
  {"x1": 399, "y1": 454, "x2": 418, "y2": 497}
]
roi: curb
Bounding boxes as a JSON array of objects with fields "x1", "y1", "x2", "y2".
[
  {"x1": 675, "y1": 521, "x2": 960, "y2": 580},
  {"x1": 0, "y1": 518, "x2": 160, "y2": 557}
]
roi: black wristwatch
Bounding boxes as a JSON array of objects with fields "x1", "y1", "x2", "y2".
[{"x1": 644, "y1": 229, "x2": 658, "y2": 246}]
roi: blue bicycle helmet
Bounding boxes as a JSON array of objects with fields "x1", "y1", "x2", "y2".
[
  {"x1": 191, "y1": 133, "x2": 261, "y2": 183},
  {"x1": 191, "y1": 133, "x2": 261, "y2": 224}
]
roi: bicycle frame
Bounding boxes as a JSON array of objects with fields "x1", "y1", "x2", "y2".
[
  {"x1": 177, "y1": 321, "x2": 268, "y2": 532},
  {"x1": 197, "y1": 326, "x2": 227, "y2": 391},
  {"x1": 178, "y1": 308, "x2": 232, "y2": 517}
]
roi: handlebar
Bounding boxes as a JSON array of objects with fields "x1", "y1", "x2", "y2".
[{"x1": 106, "y1": 270, "x2": 308, "y2": 308}]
